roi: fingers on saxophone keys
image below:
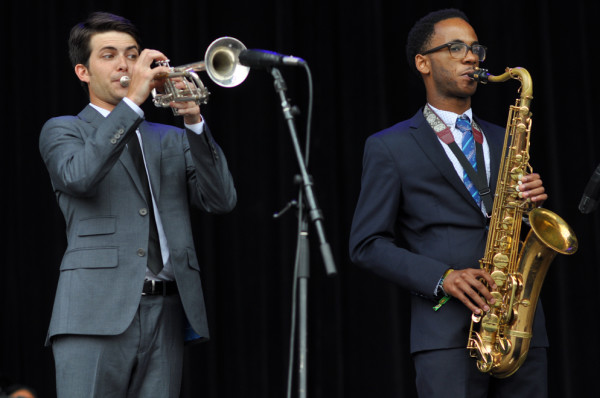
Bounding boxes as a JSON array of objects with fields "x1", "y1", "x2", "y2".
[{"x1": 461, "y1": 287, "x2": 489, "y2": 314}]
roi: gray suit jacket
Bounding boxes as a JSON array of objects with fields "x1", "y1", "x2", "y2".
[
  {"x1": 39, "y1": 101, "x2": 236, "y2": 344},
  {"x1": 349, "y1": 109, "x2": 548, "y2": 353}
]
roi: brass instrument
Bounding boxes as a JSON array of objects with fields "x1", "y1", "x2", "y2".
[
  {"x1": 466, "y1": 67, "x2": 578, "y2": 378},
  {"x1": 120, "y1": 36, "x2": 249, "y2": 115}
]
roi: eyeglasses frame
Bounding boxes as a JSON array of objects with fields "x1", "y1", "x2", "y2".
[{"x1": 420, "y1": 41, "x2": 487, "y2": 62}]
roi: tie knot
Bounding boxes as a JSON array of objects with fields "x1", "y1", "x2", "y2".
[{"x1": 456, "y1": 114, "x2": 472, "y2": 135}]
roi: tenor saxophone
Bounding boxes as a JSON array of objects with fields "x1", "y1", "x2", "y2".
[{"x1": 466, "y1": 67, "x2": 578, "y2": 378}]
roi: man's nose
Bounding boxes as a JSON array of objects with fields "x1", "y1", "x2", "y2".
[
  {"x1": 117, "y1": 54, "x2": 130, "y2": 70},
  {"x1": 463, "y1": 48, "x2": 479, "y2": 64},
  {"x1": 464, "y1": 48, "x2": 478, "y2": 63}
]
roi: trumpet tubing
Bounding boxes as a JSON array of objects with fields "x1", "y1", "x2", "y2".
[{"x1": 119, "y1": 37, "x2": 249, "y2": 114}]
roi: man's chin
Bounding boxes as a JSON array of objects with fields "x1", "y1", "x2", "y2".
[{"x1": 460, "y1": 83, "x2": 478, "y2": 98}]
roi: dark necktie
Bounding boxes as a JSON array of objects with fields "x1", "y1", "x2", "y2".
[
  {"x1": 128, "y1": 135, "x2": 163, "y2": 275},
  {"x1": 456, "y1": 115, "x2": 481, "y2": 206}
]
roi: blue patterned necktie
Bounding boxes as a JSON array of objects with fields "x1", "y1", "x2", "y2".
[{"x1": 455, "y1": 115, "x2": 480, "y2": 205}]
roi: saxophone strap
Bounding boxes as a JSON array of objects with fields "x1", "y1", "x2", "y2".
[{"x1": 424, "y1": 105, "x2": 492, "y2": 216}]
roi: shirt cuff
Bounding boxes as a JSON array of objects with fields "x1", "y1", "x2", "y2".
[
  {"x1": 122, "y1": 97, "x2": 145, "y2": 118},
  {"x1": 122, "y1": 96, "x2": 204, "y2": 135},
  {"x1": 185, "y1": 119, "x2": 205, "y2": 135},
  {"x1": 434, "y1": 269, "x2": 454, "y2": 297}
]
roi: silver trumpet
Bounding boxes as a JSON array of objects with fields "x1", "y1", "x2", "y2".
[{"x1": 120, "y1": 36, "x2": 249, "y2": 115}]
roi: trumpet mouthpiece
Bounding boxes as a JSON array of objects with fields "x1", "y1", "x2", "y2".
[{"x1": 120, "y1": 76, "x2": 130, "y2": 87}]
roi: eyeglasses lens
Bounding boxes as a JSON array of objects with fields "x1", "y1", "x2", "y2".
[{"x1": 449, "y1": 43, "x2": 485, "y2": 61}]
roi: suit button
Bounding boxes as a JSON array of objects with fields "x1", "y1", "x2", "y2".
[
  {"x1": 137, "y1": 249, "x2": 146, "y2": 257},
  {"x1": 118, "y1": 128, "x2": 125, "y2": 134},
  {"x1": 110, "y1": 138, "x2": 117, "y2": 144},
  {"x1": 139, "y1": 208, "x2": 148, "y2": 216}
]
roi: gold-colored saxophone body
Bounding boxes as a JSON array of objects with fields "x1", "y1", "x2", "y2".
[{"x1": 466, "y1": 67, "x2": 578, "y2": 378}]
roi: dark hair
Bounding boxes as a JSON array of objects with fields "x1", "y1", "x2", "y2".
[
  {"x1": 68, "y1": 11, "x2": 141, "y2": 69},
  {"x1": 405, "y1": 8, "x2": 469, "y2": 76}
]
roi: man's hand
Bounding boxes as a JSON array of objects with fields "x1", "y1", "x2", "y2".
[
  {"x1": 167, "y1": 78, "x2": 203, "y2": 125},
  {"x1": 442, "y1": 268, "x2": 497, "y2": 314},
  {"x1": 170, "y1": 100, "x2": 202, "y2": 125},
  {"x1": 125, "y1": 49, "x2": 171, "y2": 106},
  {"x1": 519, "y1": 173, "x2": 547, "y2": 205}
]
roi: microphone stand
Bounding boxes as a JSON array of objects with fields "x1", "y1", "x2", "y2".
[{"x1": 269, "y1": 66, "x2": 337, "y2": 398}]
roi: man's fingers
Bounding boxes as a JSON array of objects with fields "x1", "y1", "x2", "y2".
[{"x1": 444, "y1": 268, "x2": 497, "y2": 313}]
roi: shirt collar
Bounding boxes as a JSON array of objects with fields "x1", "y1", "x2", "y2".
[
  {"x1": 89, "y1": 103, "x2": 110, "y2": 118},
  {"x1": 427, "y1": 104, "x2": 473, "y2": 127}
]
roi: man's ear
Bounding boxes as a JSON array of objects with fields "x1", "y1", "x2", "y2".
[
  {"x1": 74, "y1": 64, "x2": 90, "y2": 83},
  {"x1": 415, "y1": 54, "x2": 430, "y2": 75}
]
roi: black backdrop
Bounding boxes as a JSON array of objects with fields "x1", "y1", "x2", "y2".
[{"x1": 2, "y1": 0, "x2": 599, "y2": 397}]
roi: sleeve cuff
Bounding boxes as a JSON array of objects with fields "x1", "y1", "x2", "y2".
[
  {"x1": 185, "y1": 118, "x2": 205, "y2": 135},
  {"x1": 122, "y1": 97, "x2": 145, "y2": 118}
]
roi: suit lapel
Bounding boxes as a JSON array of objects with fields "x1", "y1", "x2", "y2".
[
  {"x1": 79, "y1": 104, "x2": 157, "y2": 205},
  {"x1": 481, "y1": 119, "x2": 503, "y2": 199},
  {"x1": 138, "y1": 122, "x2": 162, "y2": 205},
  {"x1": 409, "y1": 110, "x2": 480, "y2": 208},
  {"x1": 121, "y1": 140, "x2": 147, "y2": 202},
  {"x1": 78, "y1": 105, "x2": 108, "y2": 132},
  {"x1": 120, "y1": 127, "x2": 162, "y2": 207}
]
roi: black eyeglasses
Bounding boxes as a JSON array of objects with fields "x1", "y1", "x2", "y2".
[{"x1": 421, "y1": 41, "x2": 487, "y2": 62}]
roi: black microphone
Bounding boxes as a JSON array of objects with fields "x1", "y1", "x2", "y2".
[
  {"x1": 579, "y1": 163, "x2": 600, "y2": 214},
  {"x1": 238, "y1": 49, "x2": 305, "y2": 68}
]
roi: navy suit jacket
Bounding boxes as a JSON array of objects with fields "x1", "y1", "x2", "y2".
[
  {"x1": 349, "y1": 108, "x2": 548, "y2": 354},
  {"x1": 40, "y1": 101, "x2": 236, "y2": 344}
]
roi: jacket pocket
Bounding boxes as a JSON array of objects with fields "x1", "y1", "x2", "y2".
[
  {"x1": 60, "y1": 247, "x2": 118, "y2": 270},
  {"x1": 77, "y1": 216, "x2": 117, "y2": 237}
]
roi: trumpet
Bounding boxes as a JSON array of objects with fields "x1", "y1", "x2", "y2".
[{"x1": 120, "y1": 36, "x2": 249, "y2": 114}]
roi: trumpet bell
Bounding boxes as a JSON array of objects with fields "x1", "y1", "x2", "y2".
[
  {"x1": 120, "y1": 36, "x2": 249, "y2": 115},
  {"x1": 205, "y1": 36, "x2": 250, "y2": 88}
]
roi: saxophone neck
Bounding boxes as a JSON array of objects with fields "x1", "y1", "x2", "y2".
[
  {"x1": 470, "y1": 67, "x2": 533, "y2": 105},
  {"x1": 508, "y1": 67, "x2": 533, "y2": 106}
]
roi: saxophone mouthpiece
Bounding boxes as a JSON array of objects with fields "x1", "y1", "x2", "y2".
[{"x1": 470, "y1": 68, "x2": 490, "y2": 84}]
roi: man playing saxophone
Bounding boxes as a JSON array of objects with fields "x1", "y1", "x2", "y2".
[
  {"x1": 350, "y1": 8, "x2": 549, "y2": 397},
  {"x1": 39, "y1": 11, "x2": 236, "y2": 397}
]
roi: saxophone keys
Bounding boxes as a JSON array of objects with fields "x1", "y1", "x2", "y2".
[
  {"x1": 492, "y1": 253, "x2": 509, "y2": 268},
  {"x1": 501, "y1": 216, "x2": 514, "y2": 230},
  {"x1": 495, "y1": 337, "x2": 512, "y2": 355},
  {"x1": 490, "y1": 292, "x2": 503, "y2": 308},
  {"x1": 510, "y1": 167, "x2": 523, "y2": 181},
  {"x1": 482, "y1": 313, "x2": 500, "y2": 333},
  {"x1": 491, "y1": 270, "x2": 507, "y2": 287},
  {"x1": 477, "y1": 360, "x2": 494, "y2": 373}
]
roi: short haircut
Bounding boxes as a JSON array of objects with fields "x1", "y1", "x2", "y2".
[
  {"x1": 405, "y1": 8, "x2": 469, "y2": 76},
  {"x1": 68, "y1": 11, "x2": 141, "y2": 69}
]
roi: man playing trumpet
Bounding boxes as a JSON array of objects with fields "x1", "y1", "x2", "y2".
[{"x1": 39, "y1": 11, "x2": 237, "y2": 397}]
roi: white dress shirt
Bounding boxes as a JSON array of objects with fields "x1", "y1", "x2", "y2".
[{"x1": 428, "y1": 104, "x2": 491, "y2": 216}]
